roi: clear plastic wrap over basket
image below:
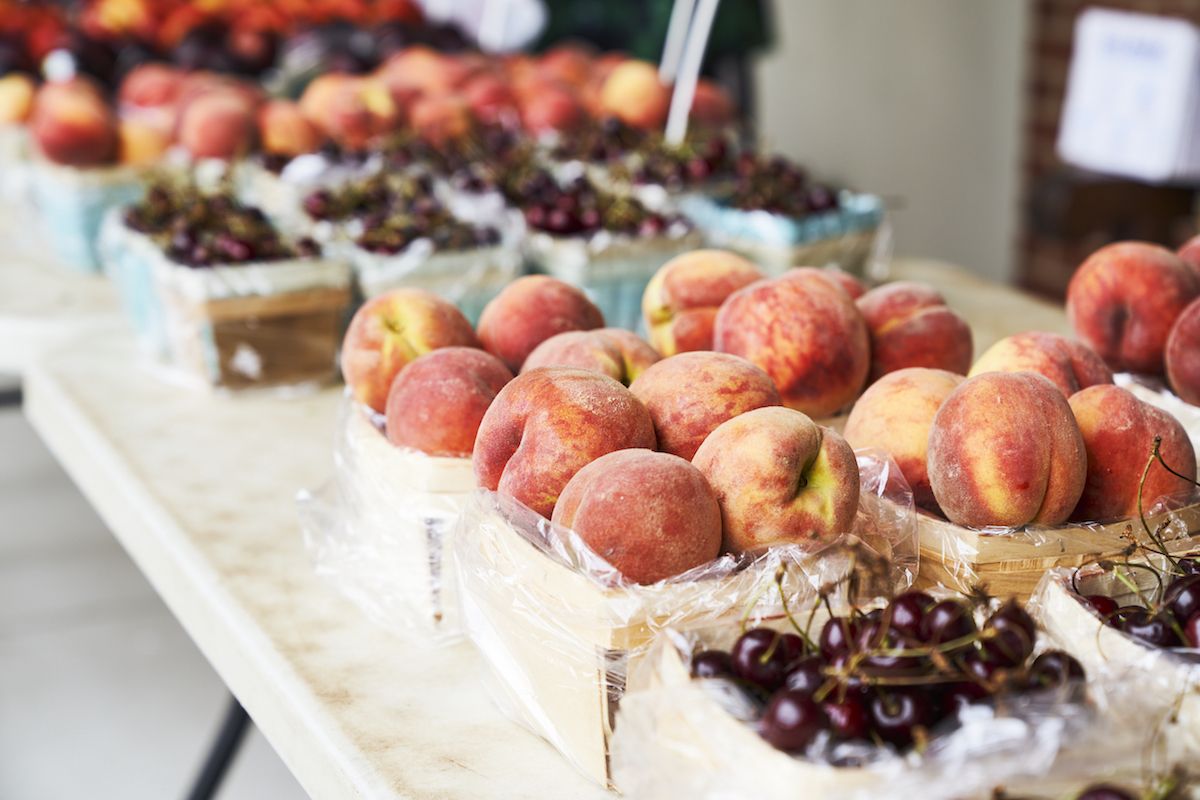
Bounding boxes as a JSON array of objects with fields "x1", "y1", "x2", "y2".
[
  {"x1": 451, "y1": 449, "x2": 919, "y2": 785},
  {"x1": 1116, "y1": 372, "x2": 1200, "y2": 455},
  {"x1": 610, "y1": 619, "x2": 1164, "y2": 800},
  {"x1": 298, "y1": 395, "x2": 474, "y2": 640}
]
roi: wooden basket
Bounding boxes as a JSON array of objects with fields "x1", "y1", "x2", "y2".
[{"x1": 915, "y1": 503, "x2": 1200, "y2": 599}]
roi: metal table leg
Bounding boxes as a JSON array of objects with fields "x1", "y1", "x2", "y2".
[{"x1": 184, "y1": 694, "x2": 251, "y2": 800}]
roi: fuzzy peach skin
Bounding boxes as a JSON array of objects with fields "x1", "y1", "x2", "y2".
[
  {"x1": 1067, "y1": 241, "x2": 1200, "y2": 374},
  {"x1": 118, "y1": 63, "x2": 185, "y2": 113},
  {"x1": 630, "y1": 351, "x2": 781, "y2": 461},
  {"x1": 384, "y1": 347, "x2": 513, "y2": 457},
  {"x1": 714, "y1": 270, "x2": 870, "y2": 417},
  {"x1": 178, "y1": 90, "x2": 257, "y2": 160},
  {"x1": 969, "y1": 331, "x2": 1113, "y2": 399},
  {"x1": 342, "y1": 289, "x2": 482, "y2": 415},
  {"x1": 600, "y1": 59, "x2": 670, "y2": 129},
  {"x1": 690, "y1": 80, "x2": 734, "y2": 127},
  {"x1": 806, "y1": 267, "x2": 867, "y2": 300},
  {"x1": 1167, "y1": 297, "x2": 1200, "y2": 405},
  {"x1": 30, "y1": 78, "x2": 119, "y2": 166},
  {"x1": 927, "y1": 371, "x2": 1087, "y2": 528},
  {"x1": 0, "y1": 73, "x2": 36, "y2": 124},
  {"x1": 1177, "y1": 234, "x2": 1200, "y2": 280},
  {"x1": 843, "y1": 367, "x2": 963, "y2": 512},
  {"x1": 856, "y1": 281, "x2": 972, "y2": 383},
  {"x1": 299, "y1": 74, "x2": 399, "y2": 152},
  {"x1": 117, "y1": 119, "x2": 170, "y2": 166},
  {"x1": 517, "y1": 83, "x2": 583, "y2": 134},
  {"x1": 472, "y1": 367, "x2": 657, "y2": 518},
  {"x1": 643, "y1": 249, "x2": 763, "y2": 356},
  {"x1": 522, "y1": 328, "x2": 659, "y2": 385},
  {"x1": 552, "y1": 449, "x2": 722, "y2": 584},
  {"x1": 692, "y1": 406, "x2": 860, "y2": 553},
  {"x1": 258, "y1": 99, "x2": 323, "y2": 157},
  {"x1": 477, "y1": 275, "x2": 605, "y2": 372},
  {"x1": 1068, "y1": 384, "x2": 1197, "y2": 521},
  {"x1": 408, "y1": 95, "x2": 472, "y2": 145}
]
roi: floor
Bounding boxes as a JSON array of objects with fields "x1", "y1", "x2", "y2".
[{"x1": 0, "y1": 392, "x2": 307, "y2": 800}]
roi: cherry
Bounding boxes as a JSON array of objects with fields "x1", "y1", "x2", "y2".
[
  {"x1": 885, "y1": 591, "x2": 934, "y2": 640},
  {"x1": 1165, "y1": 575, "x2": 1200, "y2": 625},
  {"x1": 822, "y1": 695, "x2": 869, "y2": 740},
  {"x1": 961, "y1": 648, "x2": 1003, "y2": 684},
  {"x1": 1185, "y1": 612, "x2": 1200, "y2": 647},
  {"x1": 1177, "y1": 557, "x2": 1200, "y2": 576},
  {"x1": 982, "y1": 604, "x2": 1036, "y2": 666},
  {"x1": 920, "y1": 600, "x2": 977, "y2": 651},
  {"x1": 783, "y1": 655, "x2": 825, "y2": 696},
  {"x1": 731, "y1": 629, "x2": 801, "y2": 690},
  {"x1": 819, "y1": 616, "x2": 861, "y2": 661},
  {"x1": 1083, "y1": 594, "x2": 1119, "y2": 618},
  {"x1": 937, "y1": 681, "x2": 990, "y2": 718},
  {"x1": 691, "y1": 650, "x2": 732, "y2": 679},
  {"x1": 1076, "y1": 785, "x2": 1135, "y2": 800},
  {"x1": 1117, "y1": 607, "x2": 1182, "y2": 648},
  {"x1": 1026, "y1": 650, "x2": 1085, "y2": 691},
  {"x1": 827, "y1": 652, "x2": 871, "y2": 700},
  {"x1": 759, "y1": 690, "x2": 826, "y2": 753},
  {"x1": 856, "y1": 618, "x2": 920, "y2": 674},
  {"x1": 868, "y1": 688, "x2": 931, "y2": 747}
]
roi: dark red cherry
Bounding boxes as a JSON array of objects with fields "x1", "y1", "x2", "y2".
[
  {"x1": 1026, "y1": 650, "x2": 1085, "y2": 690},
  {"x1": 819, "y1": 616, "x2": 861, "y2": 661},
  {"x1": 868, "y1": 688, "x2": 931, "y2": 747},
  {"x1": 1117, "y1": 608, "x2": 1182, "y2": 648},
  {"x1": 822, "y1": 695, "x2": 869, "y2": 740},
  {"x1": 1084, "y1": 594, "x2": 1119, "y2": 618},
  {"x1": 885, "y1": 591, "x2": 934, "y2": 640},
  {"x1": 692, "y1": 650, "x2": 732, "y2": 679},
  {"x1": 920, "y1": 600, "x2": 977, "y2": 650},
  {"x1": 1184, "y1": 612, "x2": 1200, "y2": 648},
  {"x1": 961, "y1": 648, "x2": 1003, "y2": 684},
  {"x1": 982, "y1": 607, "x2": 1035, "y2": 667},
  {"x1": 731, "y1": 629, "x2": 799, "y2": 690},
  {"x1": 987, "y1": 601, "x2": 1037, "y2": 643},
  {"x1": 1177, "y1": 557, "x2": 1200, "y2": 576},
  {"x1": 783, "y1": 655, "x2": 825, "y2": 696},
  {"x1": 1165, "y1": 575, "x2": 1200, "y2": 626},
  {"x1": 759, "y1": 690, "x2": 826, "y2": 753},
  {"x1": 938, "y1": 680, "x2": 990, "y2": 718},
  {"x1": 1076, "y1": 785, "x2": 1135, "y2": 800},
  {"x1": 856, "y1": 619, "x2": 918, "y2": 674}
]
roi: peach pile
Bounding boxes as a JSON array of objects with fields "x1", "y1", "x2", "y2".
[
  {"x1": 642, "y1": 250, "x2": 763, "y2": 356},
  {"x1": 476, "y1": 275, "x2": 604, "y2": 372},
  {"x1": 856, "y1": 281, "x2": 972, "y2": 382},
  {"x1": 969, "y1": 331, "x2": 1112, "y2": 398}
]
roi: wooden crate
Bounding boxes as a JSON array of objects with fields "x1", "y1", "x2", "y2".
[{"x1": 916, "y1": 503, "x2": 1200, "y2": 599}]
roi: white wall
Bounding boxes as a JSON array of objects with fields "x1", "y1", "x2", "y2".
[{"x1": 756, "y1": 0, "x2": 1030, "y2": 282}]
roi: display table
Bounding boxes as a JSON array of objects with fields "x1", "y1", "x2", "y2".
[{"x1": 18, "y1": 259, "x2": 1064, "y2": 799}]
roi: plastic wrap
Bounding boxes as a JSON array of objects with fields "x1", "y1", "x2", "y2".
[
  {"x1": 98, "y1": 210, "x2": 352, "y2": 390},
  {"x1": 610, "y1": 615, "x2": 1157, "y2": 800},
  {"x1": 1031, "y1": 566, "x2": 1200, "y2": 768},
  {"x1": 1117, "y1": 372, "x2": 1200, "y2": 455},
  {"x1": 917, "y1": 493, "x2": 1200, "y2": 600},
  {"x1": 298, "y1": 397, "x2": 475, "y2": 639},
  {"x1": 677, "y1": 191, "x2": 889, "y2": 277},
  {"x1": 30, "y1": 158, "x2": 146, "y2": 272},
  {"x1": 452, "y1": 450, "x2": 918, "y2": 785},
  {"x1": 525, "y1": 226, "x2": 705, "y2": 332}
]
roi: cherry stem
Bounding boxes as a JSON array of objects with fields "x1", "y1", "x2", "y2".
[
  {"x1": 1137, "y1": 437, "x2": 1184, "y2": 571},
  {"x1": 774, "y1": 565, "x2": 817, "y2": 653}
]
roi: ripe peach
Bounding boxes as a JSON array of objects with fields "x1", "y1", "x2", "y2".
[
  {"x1": 178, "y1": 90, "x2": 257, "y2": 160},
  {"x1": 477, "y1": 275, "x2": 605, "y2": 372},
  {"x1": 968, "y1": 331, "x2": 1113, "y2": 399},
  {"x1": 1177, "y1": 234, "x2": 1200, "y2": 280},
  {"x1": 1067, "y1": 242, "x2": 1200, "y2": 374},
  {"x1": 518, "y1": 84, "x2": 583, "y2": 134},
  {"x1": 714, "y1": 270, "x2": 869, "y2": 418},
  {"x1": 258, "y1": 99, "x2": 323, "y2": 157},
  {"x1": 552, "y1": 449, "x2": 722, "y2": 584},
  {"x1": 300, "y1": 74, "x2": 399, "y2": 152},
  {"x1": 630, "y1": 351, "x2": 781, "y2": 461},
  {"x1": 0, "y1": 73, "x2": 36, "y2": 124},
  {"x1": 692, "y1": 406, "x2": 860, "y2": 554},
  {"x1": 600, "y1": 59, "x2": 670, "y2": 130},
  {"x1": 522, "y1": 328, "x2": 659, "y2": 385},
  {"x1": 843, "y1": 368, "x2": 964, "y2": 512},
  {"x1": 409, "y1": 94, "x2": 471, "y2": 145},
  {"x1": 118, "y1": 63, "x2": 185, "y2": 112},
  {"x1": 537, "y1": 45, "x2": 594, "y2": 89},
  {"x1": 473, "y1": 367, "x2": 657, "y2": 518},
  {"x1": 804, "y1": 266, "x2": 866, "y2": 300},
  {"x1": 1167, "y1": 298, "x2": 1200, "y2": 404},
  {"x1": 384, "y1": 347, "x2": 513, "y2": 457},
  {"x1": 643, "y1": 249, "x2": 764, "y2": 356},
  {"x1": 117, "y1": 118, "x2": 170, "y2": 166},
  {"x1": 462, "y1": 74, "x2": 516, "y2": 126},
  {"x1": 690, "y1": 79, "x2": 734, "y2": 127},
  {"x1": 341, "y1": 289, "x2": 482, "y2": 415},
  {"x1": 376, "y1": 46, "x2": 470, "y2": 105},
  {"x1": 30, "y1": 78, "x2": 118, "y2": 166},
  {"x1": 1068, "y1": 385, "x2": 1197, "y2": 521},
  {"x1": 856, "y1": 281, "x2": 972, "y2": 383},
  {"x1": 927, "y1": 371, "x2": 1087, "y2": 528}
]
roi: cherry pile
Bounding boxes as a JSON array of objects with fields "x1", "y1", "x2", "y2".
[
  {"x1": 384, "y1": 125, "x2": 529, "y2": 181},
  {"x1": 125, "y1": 183, "x2": 318, "y2": 267},
  {"x1": 1076, "y1": 556, "x2": 1200, "y2": 650},
  {"x1": 501, "y1": 168, "x2": 685, "y2": 238},
  {"x1": 302, "y1": 173, "x2": 433, "y2": 223},
  {"x1": 723, "y1": 153, "x2": 841, "y2": 218},
  {"x1": 550, "y1": 116, "x2": 651, "y2": 164},
  {"x1": 357, "y1": 205, "x2": 501, "y2": 255},
  {"x1": 691, "y1": 592, "x2": 1086, "y2": 757}
]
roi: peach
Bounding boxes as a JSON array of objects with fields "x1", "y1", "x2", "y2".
[
  {"x1": 341, "y1": 289, "x2": 482, "y2": 414},
  {"x1": 552, "y1": 449, "x2": 722, "y2": 584},
  {"x1": 118, "y1": 63, "x2": 185, "y2": 112},
  {"x1": 1167, "y1": 297, "x2": 1200, "y2": 405},
  {"x1": 376, "y1": 46, "x2": 471, "y2": 104},
  {"x1": 690, "y1": 80, "x2": 734, "y2": 126},
  {"x1": 117, "y1": 118, "x2": 170, "y2": 165},
  {"x1": 522, "y1": 328, "x2": 659, "y2": 385},
  {"x1": 1068, "y1": 385, "x2": 1196, "y2": 521},
  {"x1": 714, "y1": 270, "x2": 870, "y2": 417},
  {"x1": 643, "y1": 249, "x2": 764, "y2": 356},
  {"x1": 600, "y1": 59, "x2": 670, "y2": 130},
  {"x1": 537, "y1": 45, "x2": 594, "y2": 89},
  {"x1": 1177, "y1": 234, "x2": 1200, "y2": 280},
  {"x1": 968, "y1": 331, "x2": 1113, "y2": 399},
  {"x1": 856, "y1": 281, "x2": 973, "y2": 382},
  {"x1": 257, "y1": 99, "x2": 323, "y2": 157},
  {"x1": 462, "y1": 74, "x2": 516, "y2": 126},
  {"x1": 473, "y1": 367, "x2": 657, "y2": 518},
  {"x1": 1067, "y1": 241, "x2": 1200, "y2": 374},
  {"x1": 408, "y1": 95, "x2": 471, "y2": 145},
  {"x1": 300, "y1": 74, "x2": 398, "y2": 152},
  {"x1": 178, "y1": 90, "x2": 257, "y2": 160},
  {"x1": 803, "y1": 266, "x2": 866, "y2": 300},
  {"x1": 927, "y1": 371, "x2": 1087, "y2": 528},
  {"x1": 477, "y1": 275, "x2": 605, "y2": 372},
  {"x1": 384, "y1": 347, "x2": 513, "y2": 457},
  {"x1": 630, "y1": 352, "x2": 781, "y2": 461},
  {"x1": 843, "y1": 367, "x2": 964, "y2": 512},
  {"x1": 0, "y1": 73, "x2": 36, "y2": 124},
  {"x1": 30, "y1": 79, "x2": 118, "y2": 166},
  {"x1": 692, "y1": 406, "x2": 860, "y2": 554},
  {"x1": 518, "y1": 84, "x2": 583, "y2": 134}
]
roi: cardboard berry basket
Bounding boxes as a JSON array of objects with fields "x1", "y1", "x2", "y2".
[
  {"x1": 452, "y1": 451, "x2": 918, "y2": 786},
  {"x1": 298, "y1": 399, "x2": 474, "y2": 638},
  {"x1": 0, "y1": 123, "x2": 30, "y2": 202},
  {"x1": 916, "y1": 500, "x2": 1200, "y2": 599},
  {"x1": 1031, "y1": 565, "x2": 1200, "y2": 762},
  {"x1": 524, "y1": 227, "x2": 705, "y2": 332}
]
